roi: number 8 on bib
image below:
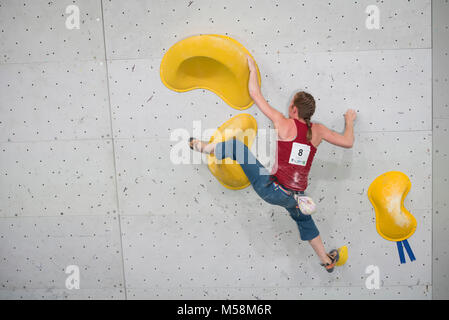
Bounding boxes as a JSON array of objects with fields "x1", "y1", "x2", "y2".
[{"x1": 288, "y1": 142, "x2": 310, "y2": 166}]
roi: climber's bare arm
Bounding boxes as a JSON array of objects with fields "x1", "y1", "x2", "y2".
[
  {"x1": 246, "y1": 55, "x2": 290, "y2": 133},
  {"x1": 317, "y1": 110, "x2": 356, "y2": 148}
]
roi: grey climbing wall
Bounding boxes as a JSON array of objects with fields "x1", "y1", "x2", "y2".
[
  {"x1": 432, "y1": 0, "x2": 449, "y2": 300},
  {"x1": 0, "y1": 0, "x2": 437, "y2": 299}
]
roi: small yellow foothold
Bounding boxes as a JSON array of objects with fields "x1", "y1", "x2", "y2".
[{"x1": 336, "y1": 245, "x2": 348, "y2": 267}]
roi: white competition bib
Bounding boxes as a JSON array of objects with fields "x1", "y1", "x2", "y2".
[{"x1": 288, "y1": 142, "x2": 310, "y2": 166}]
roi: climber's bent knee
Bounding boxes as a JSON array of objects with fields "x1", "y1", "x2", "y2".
[{"x1": 289, "y1": 208, "x2": 320, "y2": 241}]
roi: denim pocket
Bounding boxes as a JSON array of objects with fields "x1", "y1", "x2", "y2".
[
  {"x1": 271, "y1": 184, "x2": 296, "y2": 208},
  {"x1": 278, "y1": 186, "x2": 291, "y2": 197},
  {"x1": 273, "y1": 182, "x2": 291, "y2": 197}
]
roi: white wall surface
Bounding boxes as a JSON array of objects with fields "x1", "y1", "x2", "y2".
[{"x1": 0, "y1": 0, "x2": 437, "y2": 299}]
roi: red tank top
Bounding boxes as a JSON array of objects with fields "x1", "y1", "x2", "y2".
[{"x1": 271, "y1": 119, "x2": 317, "y2": 191}]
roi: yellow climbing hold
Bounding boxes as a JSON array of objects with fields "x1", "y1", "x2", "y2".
[
  {"x1": 367, "y1": 171, "x2": 417, "y2": 242},
  {"x1": 336, "y1": 245, "x2": 348, "y2": 267},
  {"x1": 160, "y1": 34, "x2": 261, "y2": 110},
  {"x1": 207, "y1": 114, "x2": 258, "y2": 190}
]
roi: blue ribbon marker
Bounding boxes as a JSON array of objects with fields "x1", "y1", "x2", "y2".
[
  {"x1": 402, "y1": 239, "x2": 416, "y2": 262},
  {"x1": 397, "y1": 241, "x2": 406, "y2": 264}
]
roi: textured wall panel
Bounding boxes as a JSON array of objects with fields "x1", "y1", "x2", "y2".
[
  {"x1": 433, "y1": 119, "x2": 449, "y2": 299},
  {"x1": 127, "y1": 285, "x2": 430, "y2": 300},
  {"x1": 0, "y1": 60, "x2": 111, "y2": 142},
  {"x1": 0, "y1": 288, "x2": 123, "y2": 300},
  {"x1": 0, "y1": 215, "x2": 125, "y2": 299},
  {"x1": 0, "y1": 139, "x2": 117, "y2": 218},
  {"x1": 120, "y1": 207, "x2": 430, "y2": 299},
  {"x1": 0, "y1": 0, "x2": 104, "y2": 63},
  {"x1": 433, "y1": 120, "x2": 449, "y2": 210},
  {"x1": 107, "y1": 50, "x2": 431, "y2": 140},
  {"x1": 258, "y1": 50, "x2": 431, "y2": 133},
  {"x1": 433, "y1": 0, "x2": 449, "y2": 119},
  {"x1": 103, "y1": 0, "x2": 430, "y2": 59},
  {"x1": 432, "y1": 0, "x2": 449, "y2": 300}
]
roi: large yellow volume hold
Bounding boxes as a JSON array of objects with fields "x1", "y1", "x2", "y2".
[
  {"x1": 207, "y1": 114, "x2": 258, "y2": 190},
  {"x1": 160, "y1": 34, "x2": 261, "y2": 110},
  {"x1": 367, "y1": 171, "x2": 417, "y2": 242}
]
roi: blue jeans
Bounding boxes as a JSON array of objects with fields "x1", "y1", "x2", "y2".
[{"x1": 214, "y1": 138, "x2": 319, "y2": 241}]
